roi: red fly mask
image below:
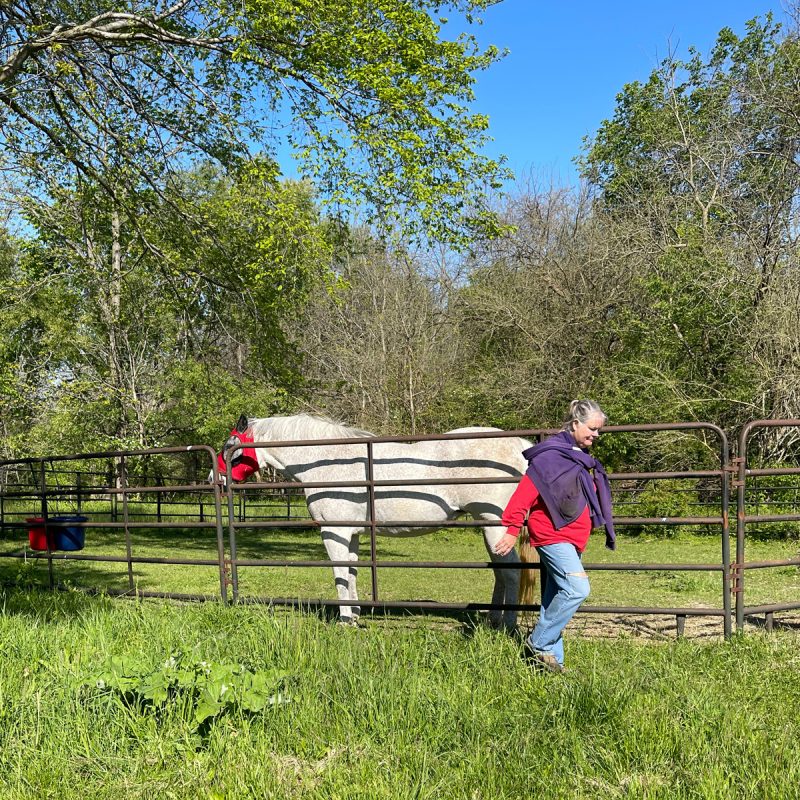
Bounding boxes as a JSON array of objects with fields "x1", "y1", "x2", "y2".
[{"x1": 216, "y1": 414, "x2": 259, "y2": 482}]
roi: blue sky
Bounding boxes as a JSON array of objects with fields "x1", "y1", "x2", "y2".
[{"x1": 467, "y1": 0, "x2": 788, "y2": 187}]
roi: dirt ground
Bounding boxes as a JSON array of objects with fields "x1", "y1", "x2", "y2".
[{"x1": 563, "y1": 610, "x2": 800, "y2": 642}]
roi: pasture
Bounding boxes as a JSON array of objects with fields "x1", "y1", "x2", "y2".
[
  {"x1": 1, "y1": 426, "x2": 800, "y2": 797},
  {"x1": 1, "y1": 589, "x2": 799, "y2": 799}
]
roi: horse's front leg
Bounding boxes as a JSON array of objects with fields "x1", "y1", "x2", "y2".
[
  {"x1": 482, "y1": 523, "x2": 521, "y2": 633},
  {"x1": 348, "y1": 532, "x2": 360, "y2": 622},
  {"x1": 322, "y1": 528, "x2": 359, "y2": 624}
]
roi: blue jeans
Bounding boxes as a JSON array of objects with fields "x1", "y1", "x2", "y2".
[{"x1": 528, "y1": 542, "x2": 590, "y2": 666}]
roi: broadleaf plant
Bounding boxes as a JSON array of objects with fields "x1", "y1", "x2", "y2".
[{"x1": 87, "y1": 651, "x2": 292, "y2": 727}]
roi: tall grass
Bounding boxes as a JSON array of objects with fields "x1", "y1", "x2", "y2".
[{"x1": 0, "y1": 589, "x2": 799, "y2": 799}]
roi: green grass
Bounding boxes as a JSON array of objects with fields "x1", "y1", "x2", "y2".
[
  {"x1": 580, "y1": 533, "x2": 800, "y2": 609},
  {"x1": 0, "y1": 591, "x2": 799, "y2": 799}
]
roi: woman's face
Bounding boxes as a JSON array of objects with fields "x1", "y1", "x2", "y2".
[{"x1": 570, "y1": 412, "x2": 604, "y2": 449}]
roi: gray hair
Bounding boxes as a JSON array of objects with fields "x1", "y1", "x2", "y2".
[{"x1": 563, "y1": 399, "x2": 607, "y2": 430}]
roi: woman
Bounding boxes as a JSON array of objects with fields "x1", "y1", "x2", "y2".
[{"x1": 493, "y1": 399, "x2": 616, "y2": 673}]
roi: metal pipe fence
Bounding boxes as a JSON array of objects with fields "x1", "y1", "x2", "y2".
[
  {"x1": 735, "y1": 420, "x2": 800, "y2": 632},
  {"x1": 221, "y1": 421, "x2": 733, "y2": 638},
  {"x1": 0, "y1": 445, "x2": 227, "y2": 600},
  {"x1": 0, "y1": 419, "x2": 798, "y2": 638}
]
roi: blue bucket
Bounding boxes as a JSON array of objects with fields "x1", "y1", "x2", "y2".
[{"x1": 50, "y1": 515, "x2": 87, "y2": 551}]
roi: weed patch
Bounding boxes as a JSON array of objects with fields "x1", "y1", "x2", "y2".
[{"x1": 86, "y1": 650, "x2": 292, "y2": 728}]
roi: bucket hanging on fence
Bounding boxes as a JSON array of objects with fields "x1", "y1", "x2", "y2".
[
  {"x1": 26, "y1": 515, "x2": 87, "y2": 551},
  {"x1": 26, "y1": 517, "x2": 50, "y2": 550},
  {"x1": 50, "y1": 515, "x2": 87, "y2": 551}
]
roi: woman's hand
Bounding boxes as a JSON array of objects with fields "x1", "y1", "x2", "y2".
[{"x1": 493, "y1": 532, "x2": 518, "y2": 556}]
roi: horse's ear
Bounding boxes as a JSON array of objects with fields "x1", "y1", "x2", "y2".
[{"x1": 235, "y1": 414, "x2": 249, "y2": 433}]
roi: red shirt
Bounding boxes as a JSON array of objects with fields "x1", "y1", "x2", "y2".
[{"x1": 501, "y1": 474, "x2": 592, "y2": 553}]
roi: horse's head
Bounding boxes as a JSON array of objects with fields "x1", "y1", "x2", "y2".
[{"x1": 210, "y1": 414, "x2": 260, "y2": 484}]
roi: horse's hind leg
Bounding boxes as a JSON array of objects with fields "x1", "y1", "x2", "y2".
[
  {"x1": 482, "y1": 524, "x2": 521, "y2": 633},
  {"x1": 322, "y1": 528, "x2": 359, "y2": 624}
]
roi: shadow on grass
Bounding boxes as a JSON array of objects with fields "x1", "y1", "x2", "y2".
[
  {"x1": 9, "y1": 523, "x2": 432, "y2": 561},
  {"x1": 0, "y1": 576, "x2": 130, "y2": 621},
  {"x1": 234, "y1": 591, "x2": 495, "y2": 632},
  {"x1": 744, "y1": 613, "x2": 800, "y2": 632},
  {"x1": 0, "y1": 536, "x2": 227, "y2": 600}
]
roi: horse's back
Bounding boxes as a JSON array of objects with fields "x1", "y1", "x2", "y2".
[
  {"x1": 370, "y1": 430, "x2": 529, "y2": 527},
  {"x1": 300, "y1": 427, "x2": 530, "y2": 531},
  {"x1": 371, "y1": 429, "x2": 528, "y2": 479}
]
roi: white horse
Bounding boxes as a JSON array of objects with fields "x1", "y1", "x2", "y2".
[{"x1": 215, "y1": 413, "x2": 530, "y2": 630}]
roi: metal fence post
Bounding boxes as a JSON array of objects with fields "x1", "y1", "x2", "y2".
[
  {"x1": 224, "y1": 454, "x2": 240, "y2": 603},
  {"x1": 120, "y1": 456, "x2": 134, "y2": 592},
  {"x1": 735, "y1": 427, "x2": 750, "y2": 633},
  {"x1": 199, "y1": 445, "x2": 229, "y2": 605},
  {"x1": 366, "y1": 440, "x2": 379, "y2": 604},
  {"x1": 719, "y1": 431, "x2": 732, "y2": 640},
  {"x1": 40, "y1": 460, "x2": 54, "y2": 589}
]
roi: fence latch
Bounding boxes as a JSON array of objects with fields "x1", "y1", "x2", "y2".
[
  {"x1": 728, "y1": 457, "x2": 746, "y2": 490},
  {"x1": 728, "y1": 563, "x2": 744, "y2": 594}
]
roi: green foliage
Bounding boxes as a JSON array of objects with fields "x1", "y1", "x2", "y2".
[
  {"x1": 155, "y1": 362, "x2": 296, "y2": 447},
  {"x1": 580, "y1": 14, "x2": 786, "y2": 220},
  {"x1": 0, "y1": 163, "x2": 332, "y2": 455},
  {"x1": 0, "y1": 0, "x2": 510, "y2": 247},
  {"x1": 570, "y1": 12, "x2": 800, "y2": 441},
  {"x1": 593, "y1": 240, "x2": 759, "y2": 431},
  {"x1": 149, "y1": 163, "x2": 334, "y2": 380},
  {"x1": 86, "y1": 650, "x2": 292, "y2": 727},
  {"x1": 5, "y1": 3, "x2": 800, "y2": 484}
]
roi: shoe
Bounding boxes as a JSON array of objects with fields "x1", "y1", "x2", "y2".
[
  {"x1": 521, "y1": 644, "x2": 565, "y2": 674},
  {"x1": 532, "y1": 652, "x2": 565, "y2": 673}
]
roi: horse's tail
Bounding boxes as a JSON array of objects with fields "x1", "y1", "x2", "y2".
[{"x1": 518, "y1": 525, "x2": 539, "y2": 607}]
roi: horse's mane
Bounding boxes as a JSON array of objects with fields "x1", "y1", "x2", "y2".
[{"x1": 250, "y1": 414, "x2": 375, "y2": 442}]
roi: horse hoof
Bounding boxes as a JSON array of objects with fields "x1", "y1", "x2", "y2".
[{"x1": 338, "y1": 617, "x2": 358, "y2": 627}]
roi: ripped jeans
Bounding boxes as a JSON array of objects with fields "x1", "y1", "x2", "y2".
[{"x1": 528, "y1": 542, "x2": 590, "y2": 666}]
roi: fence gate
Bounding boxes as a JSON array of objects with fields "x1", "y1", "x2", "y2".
[
  {"x1": 734, "y1": 420, "x2": 800, "y2": 632},
  {"x1": 219, "y1": 421, "x2": 736, "y2": 638},
  {"x1": 0, "y1": 446, "x2": 227, "y2": 602}
]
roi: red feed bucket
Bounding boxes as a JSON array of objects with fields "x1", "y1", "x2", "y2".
[{"x1": 26, "y1": 517, "x2": 52, "y2": 551}]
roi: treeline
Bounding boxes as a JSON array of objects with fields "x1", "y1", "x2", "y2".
[{"x1": 2, "y1": 13, "x2": 800, "y2": 466}]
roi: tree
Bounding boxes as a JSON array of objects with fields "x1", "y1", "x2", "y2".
[
  {"x1": 578, "y1": 13, "x2": 800, "y2": 446},
  {"x1": 290, "y1": 230, "x2": 463, "y2": 433},
  {"x1": 452, "y1": 178, "x2": 636, "y2": 431},
  {"x1": 0, "y1": 0, "x2": 509, "y2": 246},
  {"x1": 147, "y1": 161, "x2": 334, "y2": 386},
  {"x1": 7, "y1": 163, "x2": 332, "y2": 454}
]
